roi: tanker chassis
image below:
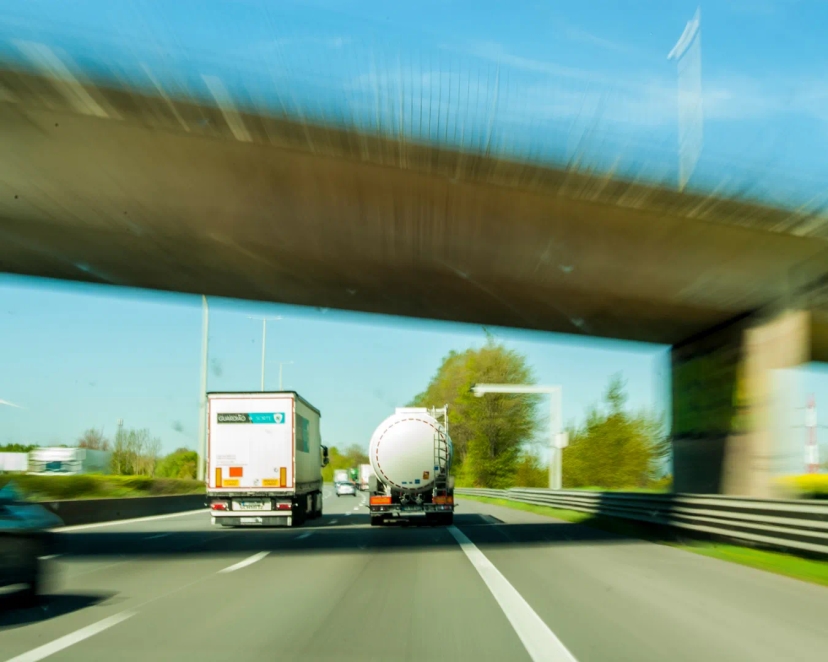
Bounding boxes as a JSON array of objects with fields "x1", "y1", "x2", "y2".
[{"x1": 367, "y1": 406, "x2": 455, "y2": 526}]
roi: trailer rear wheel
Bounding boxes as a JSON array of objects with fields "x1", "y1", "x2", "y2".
[
  {"x1": 312, "y1": 492, "x2": 323, "y2": 518},
  {"x1": 292, "y1": 500, "x2": 307, "y2": 527}
]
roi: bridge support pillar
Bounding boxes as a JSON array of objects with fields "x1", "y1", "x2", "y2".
[{"x1": 671, "y1": 309, "x2": 816, "y2": 497}]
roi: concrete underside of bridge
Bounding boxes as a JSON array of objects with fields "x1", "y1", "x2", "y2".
[{"x1": 1, "y1": 65, "x2": 827, "y2": 495}]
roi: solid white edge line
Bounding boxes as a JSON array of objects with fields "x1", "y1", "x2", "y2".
[
  {"x1": 218, "y1": 551, "x2": 269, "y2": 574},
  {"x1": 5, "y1": 611, "x2": 136, "y2": 662},
  {"x1": 447, "y1": 526, "x2": 578, "y2": 662},
  {"x1": 55, "y1": 509, "x2": 208, "y2": 533}
]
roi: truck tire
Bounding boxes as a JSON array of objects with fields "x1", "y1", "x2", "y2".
[
  {"x1": 370, "y1": 515, "x2": 384, "y2": 527},
  {"x1": 292, "y1": 500, "x2": 306, "y2": 527},
  {"x1": 441, "y1": 513, "x2": 454, "y2": 526},
  {"x1": 312, "y1": 492, "x2": 323, "y2": 519}
]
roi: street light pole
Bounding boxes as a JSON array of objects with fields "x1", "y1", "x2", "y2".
[
  {"x1": 248, "y1": 316, "x2": 282, "y2": 391},
  {"x1": 471, "y1": 383, "x2": 566, "y2": 490},
  {"x1": 197, "y1": 295, "x2": 209, "y2": 481},
  {"x1": 278, "y1": 361, "x2": 294, "y2": 391},
  {"x1": 549, "y1": 387, "x2": 562, "y2": 490}
]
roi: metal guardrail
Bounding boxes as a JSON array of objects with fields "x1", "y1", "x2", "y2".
[{"x1": 456, "y1": 488, "x2": 828, "y2": 557}]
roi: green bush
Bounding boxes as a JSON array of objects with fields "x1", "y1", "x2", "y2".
[
  {"x1": 118, "y1": 476, "x2": 154, "y2": 491},
  {"x1": 512, "y1": 452, "x2": 549, "y2": 488},
  {"x1": 649, "y1": 475, "x2": 673, "y2": 492},
  {"x1": 147, "y1": 478, "x2": 204, "y2": 495},
  {"x1": 0, "y1": 474, "x2": 204, "y2": 501},
  {"x1": 155, "y1": 449, "x2": 198, "y2": 480}
]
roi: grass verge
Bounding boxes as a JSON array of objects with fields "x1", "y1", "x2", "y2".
[
  {"x1": 0, "y1": 474, "x2": 205, "y2": 501},
  {"x1": 460, "y1": 494, "x2": 828, "y2": 588}
]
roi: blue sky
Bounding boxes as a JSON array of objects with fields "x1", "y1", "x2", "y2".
[
  {"x1": 2, "y1": 1, "x2": 828, "y2": 206},
  {"x1": 0, "y1": 274, "x2": 669, "y2": 459}
]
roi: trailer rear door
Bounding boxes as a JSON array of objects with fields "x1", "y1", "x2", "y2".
[{"x1": 208, "y1": 394, "x2": 295, "y2": 490}]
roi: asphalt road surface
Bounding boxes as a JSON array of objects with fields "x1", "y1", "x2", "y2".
[{"x1": 1, "y1": 487, "x2": 826, "y2": 661}]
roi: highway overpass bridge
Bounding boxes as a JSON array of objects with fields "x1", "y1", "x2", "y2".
[{"x1": 1, "y1": 64, "x2": 827, "y2": 496}]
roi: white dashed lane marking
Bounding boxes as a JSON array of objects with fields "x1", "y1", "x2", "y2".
[{"x1": 218, "y1": 552, "x2": 269, "y2": 574}]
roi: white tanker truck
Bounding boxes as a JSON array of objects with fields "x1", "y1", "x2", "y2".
[{"x1": 367, "y1": 406, "x2": 455, "y2": 526}]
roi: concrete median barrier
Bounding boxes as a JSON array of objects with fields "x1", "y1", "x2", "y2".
[{"x1": 41, "y1": 494, "x2": 206, "y2": 527}]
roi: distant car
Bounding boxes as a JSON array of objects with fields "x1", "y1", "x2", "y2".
[
  {"x1": 0, "y1": 482, "x2": 62, "y2": 607},
  {"x1": 335, "y1": 481, "x2": 357, "y2": 497}
]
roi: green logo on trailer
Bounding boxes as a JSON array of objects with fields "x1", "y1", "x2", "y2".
[{"x1": 217, "y1": 413, "x2": 286, "y2": 424}]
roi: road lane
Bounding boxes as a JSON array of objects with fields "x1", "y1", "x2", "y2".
[
  {"x1": 2, "y1": 492, "x2": 826, "y2": 662},
  {"x1": 457, "y1": 498, "x2": 828, "y2": 662},
  {"x1": 1, "y1": 491, "x2": 530, "y2": 662},
  {"x1": 65, "y1": 521, "x2": 529, "y2": 661},
  {"x1": 1, "y1": 491, "x2": 355, "y2": 657}
]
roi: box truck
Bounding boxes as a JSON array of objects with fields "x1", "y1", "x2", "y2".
[
  {"x1": 206, "y1": 391, "x2": 328, "y2": 527},
  {"x1": 27, "y1": 447, "x2": 112, "y2": 475},
  {"x1": 358, "y1": 463, "x2": 373, "y2": 491}
]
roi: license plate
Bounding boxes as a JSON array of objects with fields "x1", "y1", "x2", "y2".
[
  {"x1": 401, "y1": 506, "x2": 421, "y2": 512},
  {"x1": 238, "y1": 501, "x2": 265, "y2": 510}
]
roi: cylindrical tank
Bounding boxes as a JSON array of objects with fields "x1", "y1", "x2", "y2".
[{"x1": 369, "y1": 408, "x2": 452, "y2": 493}]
